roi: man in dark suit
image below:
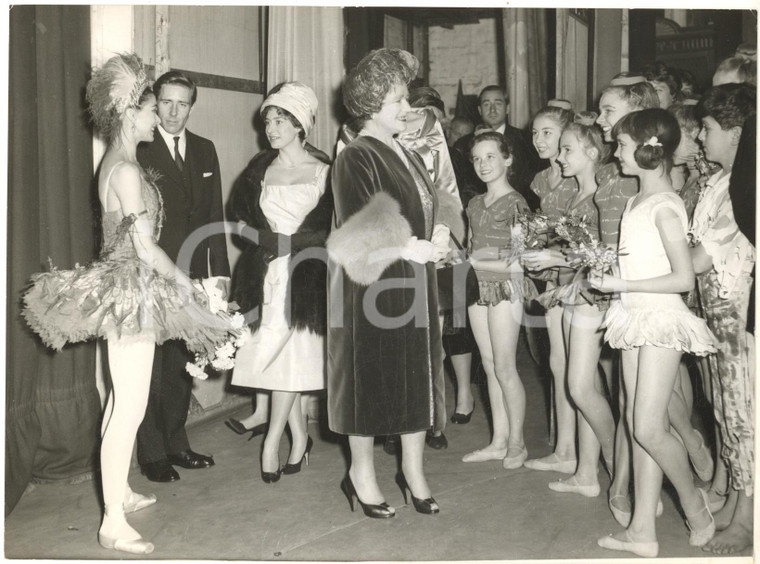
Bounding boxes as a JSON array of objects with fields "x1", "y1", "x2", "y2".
[
  {"x1": 453, "y1": 85, "x2": 541, "y2": 209},
  {"x1": 136, "y1": 71, "x2": 230, "y2": 482}
]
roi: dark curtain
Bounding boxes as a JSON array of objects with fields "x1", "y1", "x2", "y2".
[{"x1": 7, "y1": 6, "x2": 100, "y2": 515}]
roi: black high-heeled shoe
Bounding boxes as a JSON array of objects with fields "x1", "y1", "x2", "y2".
[
  {"x1": 261, "y1": 451, "x2": 281, "y2": 483},
  {"x1": 340, "y1": 475, "x2": 395, "y2": 519},
  {"x1": 395, "y1": 472, "x2": 440, "y2": 514},
  {"x1": 282, "y1": 436, "x2": 313, "y2": 475},
  {"x1": 225, "y1": 418, "x2": 268, "y2": 441},
  {"x1": 261, "y1": 467, "x2": 281, "y2": 483}
]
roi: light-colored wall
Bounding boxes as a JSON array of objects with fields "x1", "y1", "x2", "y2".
[{"x1": 428, "y1": 19, "x2": 499, "y2": 117}]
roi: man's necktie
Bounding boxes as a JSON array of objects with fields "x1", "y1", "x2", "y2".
[{"x1": 173, "y1": 136, "x2": 184, "y2": 172}]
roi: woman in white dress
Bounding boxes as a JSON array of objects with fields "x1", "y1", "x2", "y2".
[{"x1": 228, "y1": 82, "x2": 331, "y2": 482}]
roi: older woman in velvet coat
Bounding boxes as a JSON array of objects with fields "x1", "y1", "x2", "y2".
[{"x1": 326, "y1": 49, "x2": 452, "y2": 518}]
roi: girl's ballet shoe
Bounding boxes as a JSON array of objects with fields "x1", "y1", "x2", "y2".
[
  {"x1": 98, "y1": 533, "x2": 155, "y2": 555},
  {"x1": 524, "y1": 454, "x2": 576, "y2": 473},
  {"x1": 608, "y1": 494, "x2": 663, "y2": 526},
  {"x1": 688, "y1": 431, "x2": 714, "y2": 482},
  {"x1": 502, "y1": 446, "x2": 528, "y2": 470},
  {"x1": 608, "y1": 494, "x2": 631, "y2": 527},
  {"x1": 462, "y1": 447, "x2": 507, "y2": 463},
  {"x1": 706, "y1": 485, "x2": 728, "y2": 513},
  {"x1": 123, "y1": 492, "x2": 157, "y2": 514},
  {"x1": 597, "y1": 530, "x2": 659, "y2": 558},
  {"x1": 686, "y1": 488, "x2": 716, "y2": 547},
  {"x1": 548, "y1": 476, "x2": 600, "y2": 498}
]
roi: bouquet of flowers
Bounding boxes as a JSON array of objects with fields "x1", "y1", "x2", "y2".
[
  {"x1": 185, "y1": 277, "x2": 251, "y2": 379},
  {"x1": 501, "y1": 211, "x2": 555, "y2": 264},
  {"x1": 553, "y1": 213, "x2": 595, "y2": 247},
  {"x1": 565, "y1": 240, "x2": 623, "y2": 275},
  {"x1": 552, "y1": 214, "x2": 623, "y2": 276}
]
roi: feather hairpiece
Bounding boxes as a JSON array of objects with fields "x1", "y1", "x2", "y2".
[
  {"x1": 86, "y1": 53, "x2": 150, "y2": 143},
  {"x1": 106, "y1": 55, "x2": 148, "y2": 115}
]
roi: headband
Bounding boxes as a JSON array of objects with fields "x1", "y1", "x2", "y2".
[
  {"x1": 261, "y1": 82, "x2": 319, "y2": 137},
  {"x1": 547, "y1": 99, "x2": 573, "y2": 110},
  {"x1": 610, "y1": 74, "x2": 646, "y2": 86}
]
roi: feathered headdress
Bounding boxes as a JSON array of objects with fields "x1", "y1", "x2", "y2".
[{"x1": 86, "y1": 53, "x2": 149, "y2": 143}]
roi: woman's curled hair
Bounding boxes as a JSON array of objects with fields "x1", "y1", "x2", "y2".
[{"x1": 342, "y1": 48, "x2": 419, "y2": 121}]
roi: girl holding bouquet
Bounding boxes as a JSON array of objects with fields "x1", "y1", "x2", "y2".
[
  {"x1": 462, "y1": 132, "x2": 535, "y2": 469},
  {"x1": 524, "y1": 118, "x2": 616, "y2": 499},
  {"x1": 591, "y1": 108, "x2": 716, "y2": 557},
  {"x1": 522, "y1": 103, "x2": 578, "y2": 474}
]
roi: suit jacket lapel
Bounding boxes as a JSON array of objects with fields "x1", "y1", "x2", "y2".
[
  {"x1": 184, "y1": 132, "x2": 201, "y2": 210},
  {"x1": 150, "y1": 136, "x2": 186, "y2": 188}
]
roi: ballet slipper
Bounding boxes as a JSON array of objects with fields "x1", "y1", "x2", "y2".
[
  {"x1": 462, "y1": 446, "x2": 507, "y2": 463},
  {"x1": 524, "y1": 453, "x2": 576, "y2": 473},
  {"x1": 548, "y1": 476, "x2": 600, "y2": 497},
  {"x1": 124, "y1": 491, "x2": 157, "y2": 514},
  {"x1": 502, "y1": 446, "x2": 528, "y2": 470},
  {"x1": 608, "y1": 494, "x2": 631, "y2": 527},
  {"x1": 98, "y1": 533, "x2": 155, "y2": 555},
  {"x1": 597, "y1": 529, "x2": 659, "y2": 558},
  {"x1": 688, "y1": 430, "x2": 714, "y2": 482},
  {"x1": 685, "y1": 488, "x2": 716, "y2": 547}
]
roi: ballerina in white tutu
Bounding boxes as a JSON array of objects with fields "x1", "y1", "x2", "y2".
[{"x1": 591, "y1": 108, "x2": 717, "y2": 557}]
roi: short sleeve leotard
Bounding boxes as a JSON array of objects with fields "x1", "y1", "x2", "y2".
[
  {"x1": 530, "y1": 168, "x2": 578, "y2": 220},
  {"x1": 467, "y1": 191, "x2": 536, "y2": 305},
  {"x1": 595, "y1": 162, "x2": 639, "y2": 248}
]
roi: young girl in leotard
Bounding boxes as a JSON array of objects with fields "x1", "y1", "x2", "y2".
[
  {"x1": 462, "y1": 131, "x2": 535, "y2": 469},
  {"x1": 593, "y1": 108, "x2": 716, "y2": 557},
  {"x1": 525, "y1": 119, "x2": 616, "y2": 498},
  {"x1": 522, "y1": 103, "x2": 578, "y2": 474}
]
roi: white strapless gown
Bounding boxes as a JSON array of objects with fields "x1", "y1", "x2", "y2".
[{"x1": 231, "y1": 165, "x2": 328, "y2": 391}]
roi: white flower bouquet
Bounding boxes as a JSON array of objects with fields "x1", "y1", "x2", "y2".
[{"x1": 185, "y1": 277, "x2": 251, "y2": 379}]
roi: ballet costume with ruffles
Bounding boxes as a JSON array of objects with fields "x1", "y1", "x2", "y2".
[
  {"x1": 22, "y1": 163, "x2": 240, "y2": 364},
  {"x1": 603, "y1": 192, "x2": 716, "y2": 355},
  {"x1": 466, "y1": 191, "x2": 536, "y2": 306}
]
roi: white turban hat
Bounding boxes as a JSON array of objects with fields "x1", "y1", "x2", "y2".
[{"x1": 260, "y1": 81, "x2": 319, "y2": 137}]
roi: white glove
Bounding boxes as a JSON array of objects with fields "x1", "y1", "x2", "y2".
[
  {"x1": 401, "y1": 236, "x2": 435, "y2": 264},
  {"x1": 431, "y1": 224, "x2": 451, "y2": 262}
]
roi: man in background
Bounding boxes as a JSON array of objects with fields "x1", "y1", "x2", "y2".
[{"x1": 136, "y1": 70, "x2": 230, "y2": 482}]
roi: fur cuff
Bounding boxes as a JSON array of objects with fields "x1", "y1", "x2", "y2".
[
  {"x1": 436, "y1": 190, "x2": 466, "y2": 245},
  {"x1": 327, "y1": 193, "x2": 412, "y2": 286}
]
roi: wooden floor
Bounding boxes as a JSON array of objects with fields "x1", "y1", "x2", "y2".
[{"x1": 4, "y1": 332, "x2": 750, "y2": 562}]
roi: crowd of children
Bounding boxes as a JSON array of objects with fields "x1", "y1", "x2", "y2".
[{"x1": 452, "y1": 48, "x2": 756, "y2": 556}]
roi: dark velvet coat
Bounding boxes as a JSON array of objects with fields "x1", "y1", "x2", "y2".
[
  {"x1": 326, "y1": 136, "x2": 445, "y2": 436},
  {"x1": 228, "y1": 148, "x2": 332, "y2": 335}
]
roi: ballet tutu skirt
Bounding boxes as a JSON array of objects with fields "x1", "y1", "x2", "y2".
[
  {"x1": 477, "y1": 276, "x2": 537, "y2": 306},
  {"x1": 602, "y1": 294, "x2": 716, "y2": 356},
  {"x1": 602, "y1": 192, "x2": 717, "y2": 356},
  {"x1": 22, "y1": 167, "x2": 242, "y2": 366},
  {"x1": 536, "y1": 272, "x2": 611, "y2": 311}
]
